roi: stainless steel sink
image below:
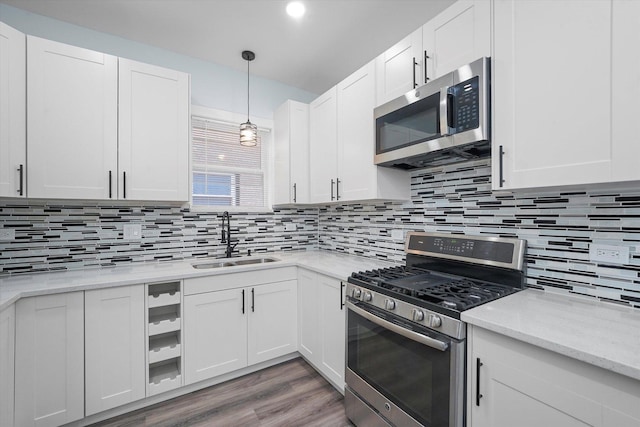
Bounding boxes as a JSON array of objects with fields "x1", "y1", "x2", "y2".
[{"x1": 192, "y1": 257, "x2": 279, "y2": 269}]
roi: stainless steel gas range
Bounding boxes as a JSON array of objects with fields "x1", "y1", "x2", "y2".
[{"x1": 345, "y1": 231, "x2": 526, "y2": 427}]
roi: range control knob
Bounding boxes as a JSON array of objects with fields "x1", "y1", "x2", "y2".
[
  {"x1": 385, "y1": 299, "x2": 396, "y2": 311},
  {"x1": 429, "y1": 314, "x2": 442, "y2": 328},
  {"x1": 412, "y1": 309, "x2": 425, "y2": 322},
  {"x1": 352, "y1": 288, "x2": 362, "y2": 299},
  {"x1": 363, "y1": 291, "x2": 373, "y2": 302}
]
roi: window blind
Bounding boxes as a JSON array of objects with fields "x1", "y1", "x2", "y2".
[{"x1": 192, "y1": 116, "x2": 268, "y2": 207}]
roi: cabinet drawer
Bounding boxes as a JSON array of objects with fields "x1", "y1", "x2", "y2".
[{"x1": 184, "y1": 267, "x2": 297, "y2": 295}]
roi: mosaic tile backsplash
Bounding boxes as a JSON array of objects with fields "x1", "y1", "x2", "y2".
[
  {"x1": 319, "y1": 158, "x2": 640, "y2": 309},
  {"x1": 0, "y1": 202, "x2": 318, "y2": 275},
  {"x1": 2, "y1": 158, "x2": 640, "y2": 309}
]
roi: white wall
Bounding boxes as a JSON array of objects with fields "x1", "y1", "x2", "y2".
[{"x1": 0, "y1": 3, "x2": 318, "y2": 120}]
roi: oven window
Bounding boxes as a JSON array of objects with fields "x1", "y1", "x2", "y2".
[
  {"x1": 376, "y1": 92, "x2": 441, "y2": 154},
  {"x1": 348, "y1": 308, "x2": 452, "y2": 426}
]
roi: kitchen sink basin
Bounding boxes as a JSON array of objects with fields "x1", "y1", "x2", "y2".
[{"x1": 192, "y1": 257, "x2": 279, "y2": 269}]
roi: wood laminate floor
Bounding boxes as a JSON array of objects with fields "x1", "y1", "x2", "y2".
[{"x1": 91, "y1": 358, "x2": 353, "y2": 427}]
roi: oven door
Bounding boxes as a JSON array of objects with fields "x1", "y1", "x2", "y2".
[{"x1": 346, "y1": 301, "x2": 465, "y2": 427}]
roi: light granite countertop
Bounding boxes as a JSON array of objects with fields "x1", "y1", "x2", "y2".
[
  {"x1": 0, "y1": 250, "x2": 396, "y2": 311},
  {"x1": 462, "y1": 288, "x2": 640, "y2": 381}
]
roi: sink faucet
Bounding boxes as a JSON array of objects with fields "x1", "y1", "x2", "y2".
[{"x1": 220, "y1": 211, "x2": 238, "y2": 258}]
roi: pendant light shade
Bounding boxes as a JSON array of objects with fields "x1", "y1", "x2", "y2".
[{"x1": 240, "y1": 50, "x2": 258, "y2": 147}]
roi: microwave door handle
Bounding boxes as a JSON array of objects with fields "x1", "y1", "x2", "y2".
[
  {"x1": 439, "y1": 86, "x2": 451, "y2": 136},
  {"x1": 346, "y1": 301, "x2": 449, "y2": 352}
]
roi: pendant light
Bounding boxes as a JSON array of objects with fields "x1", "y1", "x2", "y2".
[{"x1": 240, "y1": 50, "x2": 258, "y2": 147}]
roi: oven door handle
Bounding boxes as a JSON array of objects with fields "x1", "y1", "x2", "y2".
[{"x1": 347, "y1": 301, "x2": 449, "y2": 352}]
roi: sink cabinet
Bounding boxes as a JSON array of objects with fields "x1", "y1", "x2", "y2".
[
  {"x1": 85, "y1": 285, "x2": 145, "y2": 415},
  {"x1": 14, "y1": 292, "x2": 85, "y2": 427},
  {"x1": 0, "y1": 22, "x2": 26, "y2": 198},
  {"x1": 297, "y1": 268, "x2": 346, "y2": 392},
  {"x1": 183, "y1": 268, "x2": 298, "y2": 385},
  {"x1": 468, "y1": 325, "x2": 640, "y2": 427}
]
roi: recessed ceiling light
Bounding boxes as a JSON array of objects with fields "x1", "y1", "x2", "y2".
[{"x1": 286, "y1": 1, "x2": 305, "y2": 18}]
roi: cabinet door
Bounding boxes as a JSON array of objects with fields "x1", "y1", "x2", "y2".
[
  {"x1": 422, "y1": 0, "x2": 491, "y2": 80},
  {"x1": 318, "y1": 275, "x2": 346, "y2": 391},
  {"x1": 248, "y1": 280, "x2": 298, "y2": 365},
  {"x1": 184, "y1": 288, "x2": 247, "y2": 384},
  {"x1": 0, "y1": 22, "x2": 26, "y2": 198},
  {"x1": 337, "y1": 60, "x2": 377, "y2": 202},
  {"x1": 611, "y1": 0, "x2": 640, "y2": 182},
  {"x1": 119, "y1": 59, "x2": 189, "y2": 201},
  {"x1": 309, "y1": 87, "x2": 338, "y2": 203},
  {"x1": 27, "y1": 36, "x2": 118, "y2": 200},
  {"x1": 85, "y1": 285, "x2": 145, "y2": 416},
  {"x1": 492, "y1": 0, "x2": 612, "y2": 190},
  {"x1": 0, "y1": 305, "x2": 15, "y2": 427},
  {"x1": 297, "y1": 269, "x2": 319, "y2": 365},
  {"x1": 273, "y1": 100, "x2": 309, "y2": 205},
  {"x1": 15, "y1": 292, "x2": 84, "y2": 427},
  {"x1": 375, "y1": 27, "x2": 423, "y2": 106}
]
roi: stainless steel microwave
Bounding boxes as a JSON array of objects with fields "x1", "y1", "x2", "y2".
[{"x1": 374, "y1": 57, "x2": 491, "y2": 169}]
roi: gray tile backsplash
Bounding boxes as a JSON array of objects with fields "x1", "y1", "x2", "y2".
[{"x1": 2, "y1": 158, "x2": 640, "y2": 309}]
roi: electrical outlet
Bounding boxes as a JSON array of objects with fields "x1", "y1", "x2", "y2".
[
  {"x1": 285, "y1": 223, "x2": 296, "y2": 231},
  {"x1": 0, "y1": 228, "x2": 15, "y2": 241},
  {"x1": 123, "y1": 223, "x2": 142, "y2": 240},
  {"x1": 391, "y1": 229, "x2": 404, "y2": 241},
  {"x1": 589, "y1": 244, "x2": 629, "y2": 265}
]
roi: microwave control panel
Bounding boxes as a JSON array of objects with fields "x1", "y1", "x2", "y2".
[{"x1": 451, "y1": 76, "x2": 479, "y2": 132}]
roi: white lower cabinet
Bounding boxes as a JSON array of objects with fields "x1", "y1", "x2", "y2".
[
  {"x1": 184, "y1": 274, "x2": 298, "y2": 385},
  {"x1": 85, "y1": 285, "x2": 145, "y2": 416},
  {"x1": 298, "y1": 269, "x2": 346, "y2": 392},
  {"x1": 14, "y1": 292, "x2": 85, "y2": 427},
  {"x1": 0, "y1": 304, "x2": 15, "y2": 427},
  {"x1": 468, "y1": 325, "x2": 640, "y2": 427}
]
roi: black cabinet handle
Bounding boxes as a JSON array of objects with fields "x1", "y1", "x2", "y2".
[
  {"x1": 476, "y1": 358, "x2": 483, "y2": 406},
  {"x1": 293, "y1": 183, "x2": 297, "y2": 203},
  {"x1": 340, "y1": 282, "x2": 345, "y2": 310},
  {"x1": 251, "y1": 288, "x2": 255, "y2": 312},
  {"x1": 336, "y1": 178, "x2": 341, "y2": 201},
  {"x1": 413, "y1": 57, "x2": 418, "y2": 88},
  {"x1": 424, "y1": 50, "x2": 430, "y2": 83},
  {"x1": 108, "y1": 170, "x2": 112, "y2": 199},
  {"x1": 123, "y1": 171, "x2": 127, "y2": 199},
  {"x1": 17, "y1": 164, "x2": 23, "y2": 196},
  {"x1": 330, "y1": 179, "x2": 335, "y2": 201},
  {"x1": 242, "y1": 289, "x2": 245, "y2": 314},
  {"x1": 499, "y1": 146, "x2": 505, "y2": 188}
]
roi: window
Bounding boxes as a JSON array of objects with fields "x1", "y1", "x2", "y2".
[{"x1": 191, "y1": 110, "x2": 270, "y2": 209}]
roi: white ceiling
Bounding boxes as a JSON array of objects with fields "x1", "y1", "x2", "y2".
[{"x1": 0, "y1": 0, "x2": 456, "y2": 94}]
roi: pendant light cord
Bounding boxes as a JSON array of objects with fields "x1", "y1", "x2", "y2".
[{"x1": 246, "y1": 58, "x2": 250, "y2": 121}]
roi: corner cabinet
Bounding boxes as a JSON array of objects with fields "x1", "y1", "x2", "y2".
[
  {"x1": 14, "y1": 292, "x2": 85, "y2": 427},
  {"x1": 298, "y1": 269, "x2": 347, "y2": 392},
  {"x1": 273, "y1": 100, "x2": 310, "y2": 205},
  {"x1": 0, "y1": 22, "x2": 26, "y2": 198},
  {"x1": 492, "y1": 0, "x2": 640, "y2": 190},
  {"x1": 85, "y1": 285, "x2": 145, "y2": 416},
  {"x1": 310, "y1": 61, "x2": 409, "y2": 204},
  {"x1": 119, "y1": 59, "x2": 190, "y2": 202},
  {"x1": 25, "y1": 36, "x2": 190, "y2": 201},
  {"x1": 468, "y1": 326, "x2": 640, "y2": 427}
]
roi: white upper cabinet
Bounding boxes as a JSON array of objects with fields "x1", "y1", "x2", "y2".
[
  {"x1": 27, "y1": 36, "x2": 118, "y2": 200},
  {"x1": 273, "y1": 100, "x2": 310, "y2": 205},
  {"x1": 422, "y1": 0, "x2": 491, "y2": 81},
  {"x1": 337, "y1": 61, "x2": 410, "y2": 202},
  {"x1": 118, "y1": 59, "x2": 190, "y2": 201},
  {"x1": 309, "y1": 86, "x2": 338, "y2": 203},
  {"x1": 375, "y1": 28, "x2": 423, "y2": 106},
  {"x1": 0, "y1": 22, "x2": 26, "y2": 198},
  {"x1": 375, "y1": 0, "x2": 490, "y2": 107},
  {"x1": 492, "y1": 0, "x2": 640, "y2": 190}
]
